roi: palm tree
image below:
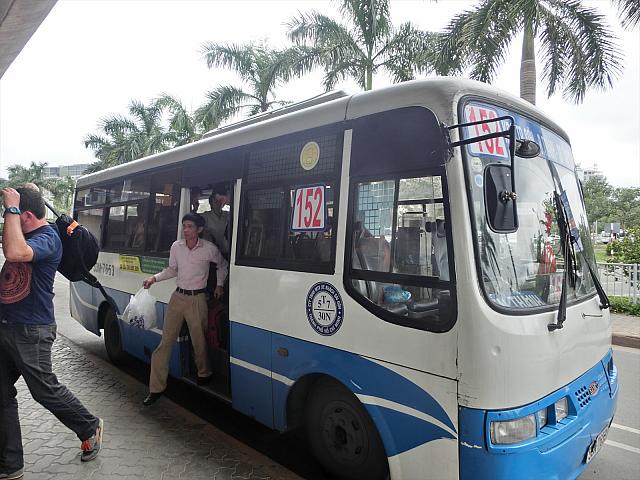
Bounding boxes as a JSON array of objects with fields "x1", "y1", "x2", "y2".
[
  {"x1": 286, "y1": 0, "x2": 438, "y2": 91},
  {"x1": 436, "y1": 0, "x2": 622, "y2": 104},
  {"x1": 612, "y1": 0, "x2": 639, "y2": 29},
  {"x1": 84, "y1": 99, "x2": 171, "y2": 171},
  {"x1": 197, "y1": 42, "x2": 308, "y2": 128},
  {"x1": 155, "y1": 93, "x2": 202, "y2": 146}
]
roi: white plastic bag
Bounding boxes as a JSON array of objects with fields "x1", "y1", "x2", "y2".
[{"x1": 123, "y1": 288, "x2": 157, "y2": 330}]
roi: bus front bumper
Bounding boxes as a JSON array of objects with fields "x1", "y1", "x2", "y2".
[{"x1": 459, "y1": 350, "x2": 618, "y2": 480}]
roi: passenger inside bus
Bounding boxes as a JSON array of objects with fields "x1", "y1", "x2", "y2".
[
  {"x1": 201, "y1": 183, "x2": 231, "y2": 259},
  {"x1": 127, "y1": 204, "x2": 147, "y2": 249}
]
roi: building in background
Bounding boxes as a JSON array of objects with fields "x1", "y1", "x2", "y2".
[
  {"x1": 43, "y1": 163, "x2": 90, "y2": 179},
  {"x1": 576, "y1": 163, "x2": 605, "y2": 183}
]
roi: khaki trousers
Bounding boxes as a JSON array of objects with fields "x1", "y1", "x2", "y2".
[{"x1": 149, "y1": 291, "x2": 210, "y2": 393}]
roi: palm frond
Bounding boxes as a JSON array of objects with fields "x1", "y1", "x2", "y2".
[
  {"x1": 154, "y1": 93, "x2": 198, "y2": 145},
  {"x1": 340, "y1": 0, "x2": 392, "y2": 48},
  {"x1": 195, "y1": 85, "x2": 255, "y2": 130},
  {"x1": 378, "y1": 23, "x2": 439, "y2": 81},
  {"x1": 200, "y1": 42, "x2": 258, "y2": 83},
  {"x1": 612, "y1": 0, "x2": 640, "y2": 29},
  {"x1": 542, "y1": 0, "x2": 622, "y2": 102}
]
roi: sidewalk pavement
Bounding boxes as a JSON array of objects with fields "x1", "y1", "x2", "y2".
[
  {"x1": 611, "y1": 312, "x2": 640, "y2": 349},
  {"x1": 14, "y1": 334, "x2": 301, "y2": 480}
]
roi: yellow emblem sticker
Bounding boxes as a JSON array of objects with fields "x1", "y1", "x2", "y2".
[
  {"x1": 300, "y1": 141, "x2": 320, "y2": 171},
  {"x1": 119, "y1": 255, "x2": 142, "y2": 273}
]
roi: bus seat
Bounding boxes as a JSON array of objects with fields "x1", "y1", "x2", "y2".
[
  {"x1": 355, "y1": 236, "x2": 390, "y2": 304},
  {"x1": 427, "y1": 219, "x2": 449, "y2": 281},
  {"x1": 313, "y1": 234, "x2": 331, "y2": 262}
]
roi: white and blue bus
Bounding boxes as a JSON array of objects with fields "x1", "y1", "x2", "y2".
[{"x1": 71, "y1": 78, "x2": 617, "y2": 480}]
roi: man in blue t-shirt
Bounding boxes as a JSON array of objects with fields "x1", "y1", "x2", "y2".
[{"x1": 0, "y1": 187, "x2": 104, "y2": 480}]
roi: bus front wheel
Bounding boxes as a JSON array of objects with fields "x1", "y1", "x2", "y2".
[
  {"x1": 306, "y1": 379, "x2": 389, "y2": 480},
  {"x1": 104, "y1": 308, "x2": 129, "y2": 366}
]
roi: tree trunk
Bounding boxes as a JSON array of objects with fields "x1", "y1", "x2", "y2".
[
  {"x1": 520, "y1": 24, "x2": 536, "y2": 105},
  {"x1": 366, "y1": 65, "x2": 373, "y2": 91}
]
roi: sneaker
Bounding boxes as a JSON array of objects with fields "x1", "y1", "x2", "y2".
[
  {"x1": 81, "y1": 418, "x2": 104, "y2": 462},
  {"x1": 0, "y1": 468, "x2": 24, "y2": 479}
]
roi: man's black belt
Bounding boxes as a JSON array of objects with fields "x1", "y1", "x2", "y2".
[{"x1": 176, "y1": 287, "x2": 207, "y2": 296}]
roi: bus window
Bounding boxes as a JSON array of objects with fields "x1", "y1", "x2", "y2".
[
  {"x1": 75, "y1": 186, "x2": 108, "y2": 209},
  {"x1": 242, "y1": 188, "x2": 284, "y2": 259},
  {"x1": 105, "y1": 206, "x2": 127, "y2": 249},
  {"x1": 125, "y1": 203, "x2": 146, "y2": 249},
  {"x1": 146, "y1": 181, "x2": 180, "y2": 254},
  {"x1": 237, "y1": 130, "x2": 342, "y2": 271},
  {"x1": 348, "y1": 175, "x2": 453, "y2": 328},
  {"x1": 76, "y1": 208, "x2": 104, "y2": 245},
  {"x1": 286, "y1": 184, "x2": 335, "y2": 263},
  {"x1": 108, "y1": 177, "x2": 150, "y2": 203}
]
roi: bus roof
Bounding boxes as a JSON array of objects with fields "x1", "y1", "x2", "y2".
[{"x1": 76, "y1": 77, "x2": 570, "y2": 189}]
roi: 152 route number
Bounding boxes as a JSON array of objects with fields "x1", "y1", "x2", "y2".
[{"x1": 291, "y1": 185, "x2": 326, "y2": 231}]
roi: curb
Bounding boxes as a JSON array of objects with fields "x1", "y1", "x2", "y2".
[{"x1": 612, "y1": 334, "x2": 640, "y2": 349}]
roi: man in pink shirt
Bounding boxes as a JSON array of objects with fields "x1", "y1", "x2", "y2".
[{"x1": 141, "y1": 213, "x2": 228, "y2": 406}]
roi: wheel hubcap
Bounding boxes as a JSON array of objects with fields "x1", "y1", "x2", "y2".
[{"x1": 321, "y1": 402, "x2": 367, "y2": 465}]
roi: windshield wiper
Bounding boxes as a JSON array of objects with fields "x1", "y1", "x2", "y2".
[
  {"x1": 546, "y1": 165, "x2": 609, "y2": 332},
  {"x1": 548, "y1": 192, "x2": 577, "y2": 331}
]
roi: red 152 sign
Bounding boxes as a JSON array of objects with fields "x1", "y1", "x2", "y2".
[
  {"x1": 291, "y1": 185, "x2": 326, "y2": 231},
  {"x1": 464, "y1": 104, "x2": 509, "y2": 159}
]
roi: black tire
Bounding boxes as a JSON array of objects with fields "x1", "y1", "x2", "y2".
[
  {"x1": 104, "y1": 307, "x2": 130, "y2": 366},
  {"x1": 306, "y1": 379, "x2": 389, "y2": 480}
]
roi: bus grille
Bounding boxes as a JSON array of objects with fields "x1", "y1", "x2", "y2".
[{"x1": 574, "y1": 386, "x2": 591, "y2": 409}]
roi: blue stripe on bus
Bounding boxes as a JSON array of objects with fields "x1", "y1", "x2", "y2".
[
  {"x1": 230, "y1": 323, "x2": 456, "y2": 456},
  {"x1": 368, "y1": 405, "x2": 456, "y2": 457},
  {"x1": 459, "y1": 352, "x2": 618, "y2": 480},
  {"x1": 271, "y1": 331, "x2": 456, "y2": 432}
]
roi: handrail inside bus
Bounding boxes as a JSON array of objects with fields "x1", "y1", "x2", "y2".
[{"x1": 202, "y1": 90, "x2": 349, "y2": 140}]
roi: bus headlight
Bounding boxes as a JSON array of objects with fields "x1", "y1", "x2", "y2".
[
  {"x1": 490, "y1": 414, "x2": 536, "y2": 444},
  {"x1": 555, "y1": 397, "x2": 568, "y2": 421},
  {"x1": 537, "y1": 408, "x2": 548, "y2": 428}
]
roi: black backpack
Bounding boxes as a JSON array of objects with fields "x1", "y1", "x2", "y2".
[{"x1": 46, "y1": 201, "x2": 119, "y2": 313}]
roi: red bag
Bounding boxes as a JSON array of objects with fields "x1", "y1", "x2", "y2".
[{"x1": 206, "y1": 302, "x2": 226, "y2": 348}]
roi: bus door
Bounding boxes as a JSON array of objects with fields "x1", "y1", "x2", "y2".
[{"x1": 182, "y1": 181, "x2": 236, "y2": 398}]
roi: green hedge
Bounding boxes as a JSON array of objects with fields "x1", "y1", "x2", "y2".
[{"x1": 609, "y1": 296, "x2": 640, "y2": 316}]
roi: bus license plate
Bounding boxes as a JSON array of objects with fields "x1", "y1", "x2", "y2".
[{"x1": 585, "y1": 426, "x2": 609, "y2": 463}]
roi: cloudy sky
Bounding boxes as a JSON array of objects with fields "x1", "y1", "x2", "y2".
[{"x1": 0, "y1": 0, "x2": 638, "y2": 187}]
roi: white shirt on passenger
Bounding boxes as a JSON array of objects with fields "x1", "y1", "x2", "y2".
[{"x1": 154, "y1": 238, "x2": 228, "y2": 289}]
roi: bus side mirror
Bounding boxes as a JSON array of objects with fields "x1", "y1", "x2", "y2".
[{"x1": 484, "y1": 164, "x2": 518, "y2": 233}]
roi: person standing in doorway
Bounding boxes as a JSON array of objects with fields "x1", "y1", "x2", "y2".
[
  {"x1": 0, "y1": 187, "x2": 103, "y2": 480},
  {"x1": 141, "y1": 213, "x2": 228, "y2": 406},
  {"x1": 201, "y1": 183, "x2": 231, "y2": 259}
]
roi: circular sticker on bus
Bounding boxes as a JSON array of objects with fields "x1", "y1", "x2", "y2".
[
  {"x1": 306, "y1": 282, "x2": 344, "y2": 336},
  {"x1": 300, "y1": 141, "x2": 320, "y2": 170},
  {"x1": 475, "y1": 174, "x2": 484, "y2": 188},
  {"x1": 471, "y1": 157, "x2": 484, "y2": 172}
]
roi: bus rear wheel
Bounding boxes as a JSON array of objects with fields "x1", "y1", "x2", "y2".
[
  {"x1": 104, "y1": 307, "x2": 130, "y2": 366},
  {"x1": 306, "y1": 379, "x2": 388, "y2": 480}
]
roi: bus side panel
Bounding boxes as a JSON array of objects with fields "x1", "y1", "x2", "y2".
[
  {"x1": 120, "y1": 298, "x2": 187, "y2": 378},
  {"x1": 271, "y1": 332, "x2": 459, "y2": 480},
  {"x1": 70, "y1": 281, "x2": 100, "y2": 335},
  {"x1": 230, "y1": 322, "x2": 274, "y2": 428}
]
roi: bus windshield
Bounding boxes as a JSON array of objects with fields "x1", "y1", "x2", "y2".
[{"x1": 463, "y1": 102, "x2": 597, "y2": 311}]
